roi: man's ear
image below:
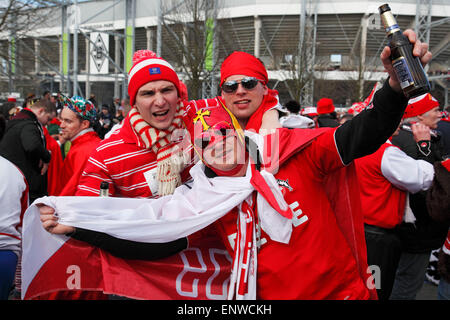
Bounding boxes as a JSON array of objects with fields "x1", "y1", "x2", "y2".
[
  {"x1": 81, "y1": 119, "x2": 91, "y2": 130},
  {"x1": 417, "y1": 114, "x2": 424, "y2": 122},
  {"x1": 262, "y1": 83, "x2": 269, "y2": 95}
]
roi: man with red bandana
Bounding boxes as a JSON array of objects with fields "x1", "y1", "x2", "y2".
[{"x1": 181, "y1": 29, "x2": 432, "y2": 299}]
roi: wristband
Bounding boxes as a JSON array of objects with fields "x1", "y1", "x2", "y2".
[{"x1": 65, "y1": 228, "x2": 77, "y2": 237}]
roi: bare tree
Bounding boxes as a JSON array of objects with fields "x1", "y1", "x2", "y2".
[
  {"x1": 0, "y1": 1, "x2": 60, "y2": 94},
  {"x1": 161, "y1": 0, "x2": 219, "y2": 100}
]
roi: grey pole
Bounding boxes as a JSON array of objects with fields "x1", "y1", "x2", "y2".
[
  {"x1": 73, "y1": 0, "x2": 79, "y2": 96},
  {"x1": 157, "y1": 0, "x2": 162, "y2": 57}
]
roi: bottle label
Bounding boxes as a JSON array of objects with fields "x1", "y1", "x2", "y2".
[
  {"x1": 392, "y1": 57, "x2": 414, "y2": 89},
  {"x1": 385, "y1": 24, "x2": 400, "y2": 34}
]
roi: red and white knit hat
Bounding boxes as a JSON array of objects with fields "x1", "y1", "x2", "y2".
[
  {"x1": 128, "y1": 50, "x2": 181, "y2": 106},
  {"x1": 301, "y1": 106, "x2": 318, "y2": 116},
  {"x1": 403, "y1": 93, "x2": 439, "y2": 119}
]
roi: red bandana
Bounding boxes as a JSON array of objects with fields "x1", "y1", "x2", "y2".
[{"x1": 220, "y1": 51, "x2": 268, "y2": 86}]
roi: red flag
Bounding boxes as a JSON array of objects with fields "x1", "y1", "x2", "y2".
[{"x1": 23, "y1": 232, "x2": 231, "y2": 300}]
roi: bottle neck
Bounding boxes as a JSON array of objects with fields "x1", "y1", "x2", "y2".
[{"x1": 380, "y1": 11, "x2": 400, "y2": 35}]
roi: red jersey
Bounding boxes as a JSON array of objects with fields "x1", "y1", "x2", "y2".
[
  {"x1": 354, "y1": 143, "x2": 407, "y2": 228},
  {"x1": 43, "y1": 128, "x2": 64, "y2": 196},
  {"x1": 214, "y1": 128, "x2": 371, "y2": 299},
  {"x1": 58, "y1": 130, "x2": 101, "y2": 196}
]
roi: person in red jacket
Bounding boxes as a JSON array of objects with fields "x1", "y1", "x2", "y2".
[
  {"x1": 76, "y1": 50, "x2": 193, "y2": 198},
  {"x1": 56, "y1": 96, "x2": 101, "y2": 196},
  {"x1": 354, "y1": 123, "x2": 435, "y2": 300}
]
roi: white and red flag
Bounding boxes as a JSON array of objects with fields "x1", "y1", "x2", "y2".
[{"x1": 21, "y1": 157, "x2": 293, "y2": 300}]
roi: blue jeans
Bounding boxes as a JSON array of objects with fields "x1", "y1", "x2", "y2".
[
  {"x1": 438, "y1": 278, "x2": 450, "y2": 300},
  {"x1": 0, "y1": 250, "x2": 18, "y2": 300}
]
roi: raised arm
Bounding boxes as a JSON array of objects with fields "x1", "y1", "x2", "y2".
[{"x1": 335, "y1": 29, "x2": 432, "y2": 165}]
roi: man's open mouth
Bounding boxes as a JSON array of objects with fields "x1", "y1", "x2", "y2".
[
  {"x1": 235, "y1": 100, "x2": 250, "y2": 105},
  {"x1": 153, "y1": 110, "x2": 169, "y2": 117}
]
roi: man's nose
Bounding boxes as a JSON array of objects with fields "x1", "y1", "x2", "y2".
[
  {"x1": 235, "y1": 83, "x2": 248, "y2": 95},
  {"x1": 154, "y1": 92, "x2": 166, "y2": 106}
]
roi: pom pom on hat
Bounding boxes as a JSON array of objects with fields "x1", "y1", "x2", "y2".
[
  {"x1": 132, "y1": 49, "x2": 158, "y2": 65},
  {"x1": 403, "y1": 93, "x2": 439, "y2": 119},
  {"x1": 317, "y1": 98, "x2": 335, "y2": 115},
  {"x1": 128, "y1": 50, "x2": 181, "y2": 106}
]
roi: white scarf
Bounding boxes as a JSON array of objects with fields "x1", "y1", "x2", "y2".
[{"x1": 27, "y1": 133, "x2": 293, "y2": 299}]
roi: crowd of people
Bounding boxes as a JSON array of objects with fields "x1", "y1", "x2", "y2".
[{"x1": 0, "y1": 29, "x2": 449, "y2": 301}]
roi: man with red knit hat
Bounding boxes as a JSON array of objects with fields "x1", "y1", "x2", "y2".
[
  {"x1": 390, "y1": 92, "x2": 448, "y2": 300},
  {"x1": 77, "y1": 50, "x2": 192, "y2": 198},
  {"x1": 316, "y1": 97, "x2": 339, "y2": 127},
  {"x1": 32, "y1": 50, "x2": 198, "y2": 300}
]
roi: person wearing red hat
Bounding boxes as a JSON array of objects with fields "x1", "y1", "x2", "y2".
[
  {"x1": 76, "y1": 50, "x2": 193, "y2": 198},
  {"x1": 29, "y1": 50, "x2": 198, "y2": 300},
  {"x1": 316, "y1": 97, "x2": 339, "y2": 127},
  {"x1": 354, "y1": 123, "x2": 435, "y2": 300},
  {"x1": 52, "y1": 95, "x2": 101, "y2": 197},
  {"x1": 301, "y1": 106, "x2": 319, "y2": 127},
  {"x1": 390, "y1": 92, "x2": 448, "y2": 300}
]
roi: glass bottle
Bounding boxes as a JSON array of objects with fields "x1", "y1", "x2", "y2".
[{"x1": 379, "y1": 3, "x2": 430, "y2": 98}]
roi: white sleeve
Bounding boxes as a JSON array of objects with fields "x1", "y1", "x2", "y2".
[
  {"x1": 380, "y1": 146, "x2": 434, "y2": 193},
  {"x1": 0, "y1": 156, "x2": 28, "y2": 256}
]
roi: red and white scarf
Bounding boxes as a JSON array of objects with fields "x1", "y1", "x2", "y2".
[{"x1": 128, "y1": 103, "x2": 187, "y2": 196}]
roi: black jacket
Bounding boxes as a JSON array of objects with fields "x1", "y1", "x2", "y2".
[
  {"x1": 317, "y1": 114, "x2": 340, "y2": 128},
  {"x1": 391, "y1": 128, "x2": 449, "y2": 253},
  {"x1": 0, "y1": 109, "x2": 51, "y2": 202}
]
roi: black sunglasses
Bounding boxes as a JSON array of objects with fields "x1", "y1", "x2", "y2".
[
  {"x1": 194, "y1": 127, "x2": 232, "y2": 150},
  {"x1": 221, "y1": 77, "x2": 262, "y2": 94}
]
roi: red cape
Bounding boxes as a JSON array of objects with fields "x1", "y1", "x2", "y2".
[
  {"x1": 44, "y1": 128, "x2": 64, "y2": 196},
  {"x1": 57, "y1": 131, "x2": 101, "y2": 196},
  {"x1": 271, "y1": 128, "x2": 377, "y2": 300}
]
